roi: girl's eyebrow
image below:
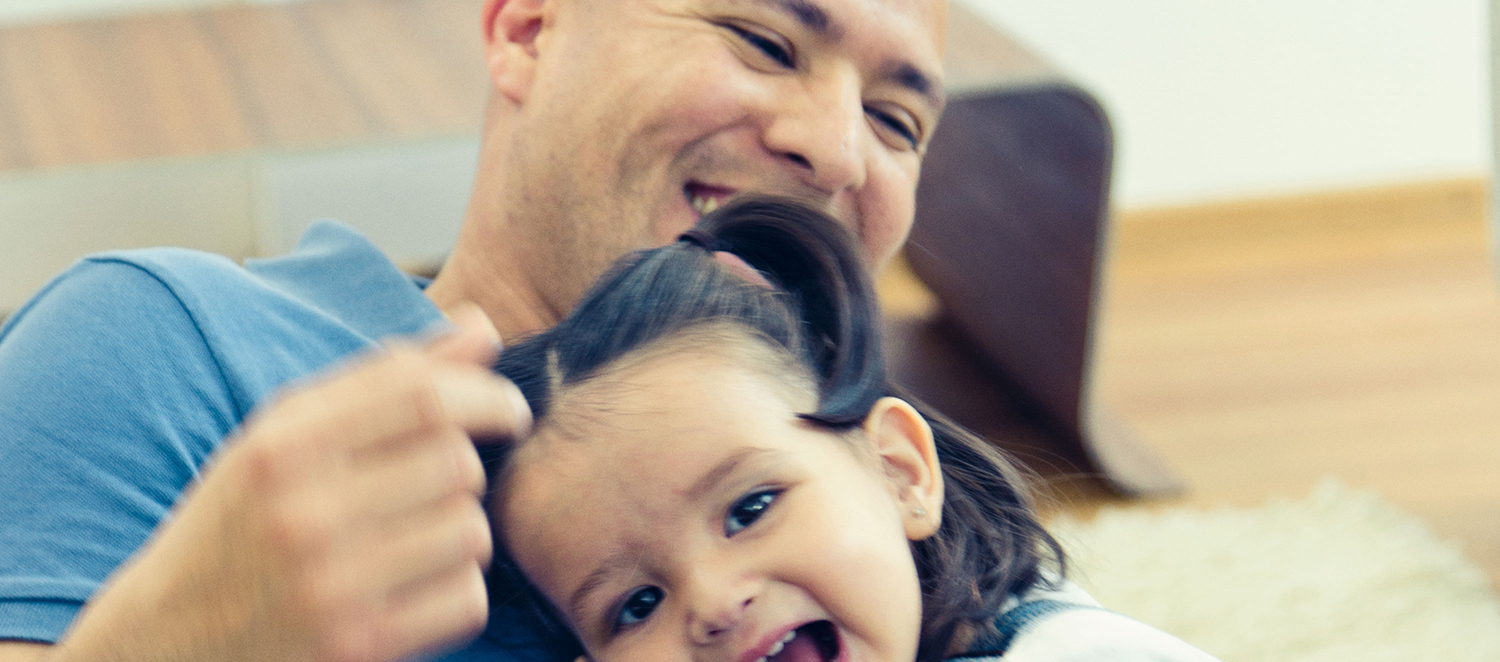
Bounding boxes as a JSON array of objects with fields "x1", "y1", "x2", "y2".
[
  {"x1": 683, "y1": 447, "x2": 783, "y2": 501},
  {"x1": 569, "y1": 448, "x2": 788, "y2": 619},
  {"x1": 570, "y1": 548, "x2": 646, "y2": 621}
]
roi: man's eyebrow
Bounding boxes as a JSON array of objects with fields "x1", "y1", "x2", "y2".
[
  {"x1": 741, "y1": 0, "x2": 944, "y2": 115},
  {"x1": 885, "y1": 61, "x2": 947, "y2": 116},
  {"x1": 764, "y1": 0, "x2": 838, "y2": 38}
]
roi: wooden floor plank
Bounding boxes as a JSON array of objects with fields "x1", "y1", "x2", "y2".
[
  {"x1": 0, "y1": 0, "x2": 487, "y2": 172},
  {"x1": 882, "y1": 177, "x2": 1500, "y2": 588},
  {"x1": 1096, "y1": 178, "x2": 1500, "y2": 586}
]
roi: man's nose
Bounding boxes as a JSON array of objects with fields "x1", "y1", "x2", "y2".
[
  {"x1": 684, "y1": 566, "x2": 759, "y2": 646},
  {"x1": 760, "y1": 74, "x2": 868, "y2": 198}
]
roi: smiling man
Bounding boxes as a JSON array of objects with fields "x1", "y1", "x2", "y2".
[
  {"x1": 0, "y1": 1, "x2": 946, "y2": 662},
  {"x1": 429, "y1": 0, "x2": 946, "y2": 338}
]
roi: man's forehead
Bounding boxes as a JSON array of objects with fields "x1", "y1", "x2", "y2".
[{"x1": 698, "y1": 0, "x2": 945, "y2": 58}]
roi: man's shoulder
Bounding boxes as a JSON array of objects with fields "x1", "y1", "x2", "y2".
[
  {"x1": 4, "y1": 245, "x2": 344, "y2": 358},
  {"x1": 0, "y1": 237, "x2": 399, "y2": 422},
  {"x1": 4, "y1": 246, "x2": 286, "y2": 340},
  {"x1": 1, "y1": 248, "x2": 245, "y2": 356}
]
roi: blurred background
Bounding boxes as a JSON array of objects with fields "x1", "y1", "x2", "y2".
[{"x1": 0, "y1": 0, "x2": 1496, "y2": 596}]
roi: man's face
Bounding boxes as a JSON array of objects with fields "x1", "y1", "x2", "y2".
[{"x1": 502, "y1": 0, "x2": 946, "y2": 313}]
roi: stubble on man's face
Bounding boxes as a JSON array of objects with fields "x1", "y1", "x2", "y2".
[{"x1": 500, "y1": 0, "x2": 947, "y2": 316}]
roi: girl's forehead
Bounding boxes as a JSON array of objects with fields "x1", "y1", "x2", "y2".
[
  {"x1": 496, "y1": 359, "x2": 831, "y2": 599},
  {"x1": 503, "y1": 348, "x2": 809, "y2": 511}
]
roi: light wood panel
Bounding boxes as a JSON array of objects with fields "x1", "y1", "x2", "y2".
[
  {"x1": 0, "y1": 0, "x2": 489, "y2": 172},
  {"x1": 886, "y1": 178, "x2": 1500, "y2": 588}
]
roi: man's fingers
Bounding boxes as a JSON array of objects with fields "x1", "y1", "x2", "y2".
[
  {"x1": 259, "y1": 351, "x2": 528, "y2": 458},
  {"x1": 352, "y1": 497, "x2": 493, "y2": 597},
  {"x1": 349, "y1": 432, "x2": 486, "y2": 522},
  {"x1": 377, "y1": 564, "x2": 490, "y2": 662},
  {"x1": 428, "y1": 303, "x2": 502, "y2": 367},
  {"x1": 432, "y1": 366, "x2": 532, "y2": 442}
]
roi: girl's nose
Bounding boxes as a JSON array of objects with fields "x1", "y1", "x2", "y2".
[
  {"x1": 690, "y1": 595, "x2": 755, "y2": 645},
  {"x1": 685, "y1": 571, "x2": 760, "y2": 645}
]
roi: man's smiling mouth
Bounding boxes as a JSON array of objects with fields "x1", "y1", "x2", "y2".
[{"x1": 685, "y1": 182, "x2": 737, "y2": 216}]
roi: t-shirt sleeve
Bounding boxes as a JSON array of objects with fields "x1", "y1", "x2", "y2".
[
  {"x1": 0, "y1": 258, "x2": 240, "y2": 643},
  {"x1": 1002, "y1": 609, "x2": 1221, "y2": 662}
]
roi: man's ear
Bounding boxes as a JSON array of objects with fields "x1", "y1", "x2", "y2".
[
  {"x1": 863, "y1": 397, "x2": 943, "y2": 541},
  {"x1": 482, "y1": 0, "x2": 550, "y2": 105}
]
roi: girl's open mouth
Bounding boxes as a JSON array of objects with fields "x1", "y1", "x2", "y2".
[{"x1": 762, "y1": 620, "x2": 840, "y2": 662}]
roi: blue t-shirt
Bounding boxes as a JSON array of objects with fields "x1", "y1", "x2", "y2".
[
  {"x1": 0, "y1": 221, "x2": 567, "y2": 661},
  {"x1": 0, "y1": 221, "x2": 1215, "y2": 662}
]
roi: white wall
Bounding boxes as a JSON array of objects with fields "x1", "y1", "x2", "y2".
[
  {"x1": 961, "y1": 0, "x2": 1491, "y2": 209},
  {"x1": 0, "y1": 138, "x2": 477, "y2": 313}
]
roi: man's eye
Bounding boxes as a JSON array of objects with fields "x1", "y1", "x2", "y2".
[
  {"x1": 614, "y1": 586, "x2": 663, "y2": 630},
  {"x1": 724, "y1": 23, "x2": 795, "y2": 68},
  {"x1": 725, "y1": 490, "x2": 779, "y2": 535},
  {"x1": 868, "y1": 108, "x2": 919, "y2": 150}
]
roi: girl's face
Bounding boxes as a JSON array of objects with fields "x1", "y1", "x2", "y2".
[{"x1": 495, "y1": 341, "x2": 943, "y2": 662}]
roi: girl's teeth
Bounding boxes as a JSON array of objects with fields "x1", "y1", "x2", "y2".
[{"x1": 754, "y1": 630, "x2": 798, "y2": 662}]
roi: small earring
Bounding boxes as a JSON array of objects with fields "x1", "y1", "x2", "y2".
[{"x1": 913, "y1": 506, "x2": 927, "y2": 517}]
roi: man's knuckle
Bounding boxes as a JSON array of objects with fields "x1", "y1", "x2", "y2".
[
  {"x1": 319, "y1": 621, "x2": 376, "y2": 662},
  {"x1": 387, "y1": 360, "x2": 446, "y2": 432},
  {"x1": 472, "y1": 514, "x2": 495, "y2": 568},
  {"x1": 237, "y1": 440, "x2": 286, "y2": 489},
  {"x1": 453, "y1": 442, "x2": 487, "y2": 495},
  {"x1": 269, "y1": 503, "x2": 334, "y2": 558},
  {"x1": 449, "y1": 572, "x2": 490, "y2": 639},
  {"x1": 461, "y1": 501, "x2": 493, "y2": 559}
]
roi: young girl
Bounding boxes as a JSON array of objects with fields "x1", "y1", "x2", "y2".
[{"x1": 479, "y1": 198, "x2": 1217, "y2": 662}]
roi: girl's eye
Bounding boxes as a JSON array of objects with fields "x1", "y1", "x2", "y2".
[
  {"x1": 725, "y1": 490, "x2": 779, "y2": 536},
  {"x1": 868, "y1": 108, "x2": 920, "y2": 150},
  {"x1": 724, "y1": 23, "x2": 795, "y2": 69},
  {"x1": 615, "y1": 586, "x2": 663, "y2": 630}
]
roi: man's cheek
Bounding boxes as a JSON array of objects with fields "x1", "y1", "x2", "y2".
[{"x1": 858, "y1": 168, "x2": 919, "y2": 266}]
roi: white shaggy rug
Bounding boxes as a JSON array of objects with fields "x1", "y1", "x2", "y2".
[{"x1": 1048, "y1": 479, "x2": 1500, "y2": 661}]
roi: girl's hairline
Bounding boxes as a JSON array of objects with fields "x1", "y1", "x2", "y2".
[{"x1": 536, "y1": 320, "x2": 823, "y2": 438}]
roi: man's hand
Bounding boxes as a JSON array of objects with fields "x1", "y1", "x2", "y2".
[{"x1": 47, "y1": 305, "x2": 529, "y2": 662}]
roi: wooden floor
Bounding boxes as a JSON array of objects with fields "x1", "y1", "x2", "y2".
[{"x1": 986, "y1": 179, "x2": 1500, "y2": 588}]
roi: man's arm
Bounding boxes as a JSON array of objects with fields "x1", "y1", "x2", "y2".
[
  {"x1": 44, "y1": 317, "x2": 525, "y2": 662},
  {"x1": 0, "y1": 643, "x2": 47, "y2": 662},
  {"x1": 0, "y1": 259, "x2": 528, "y2": 662}
]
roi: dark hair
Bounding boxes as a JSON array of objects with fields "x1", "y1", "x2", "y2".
[{"x1": 485, "y1": 197, "x2": 1063, "y2": 662}]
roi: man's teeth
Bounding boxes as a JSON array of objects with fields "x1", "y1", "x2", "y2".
[
  {"x1": 691, "y1": 195, "x2": 722, "y2": 215},
  {"x1": 754, "y1": 630, "x2": 800, "y2": 662}
]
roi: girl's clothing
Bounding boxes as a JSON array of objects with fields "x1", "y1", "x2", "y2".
[{"x1": 952, "y1": 581, "x2": 1220, "y2": 662}]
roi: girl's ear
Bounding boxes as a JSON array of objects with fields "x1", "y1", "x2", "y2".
[
  {"x1": 482, "y1": 0, "x2": 551, "y2": 105},
  {"x1": 862, "y1": 397, "x2": 944, "y2": 541}
]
